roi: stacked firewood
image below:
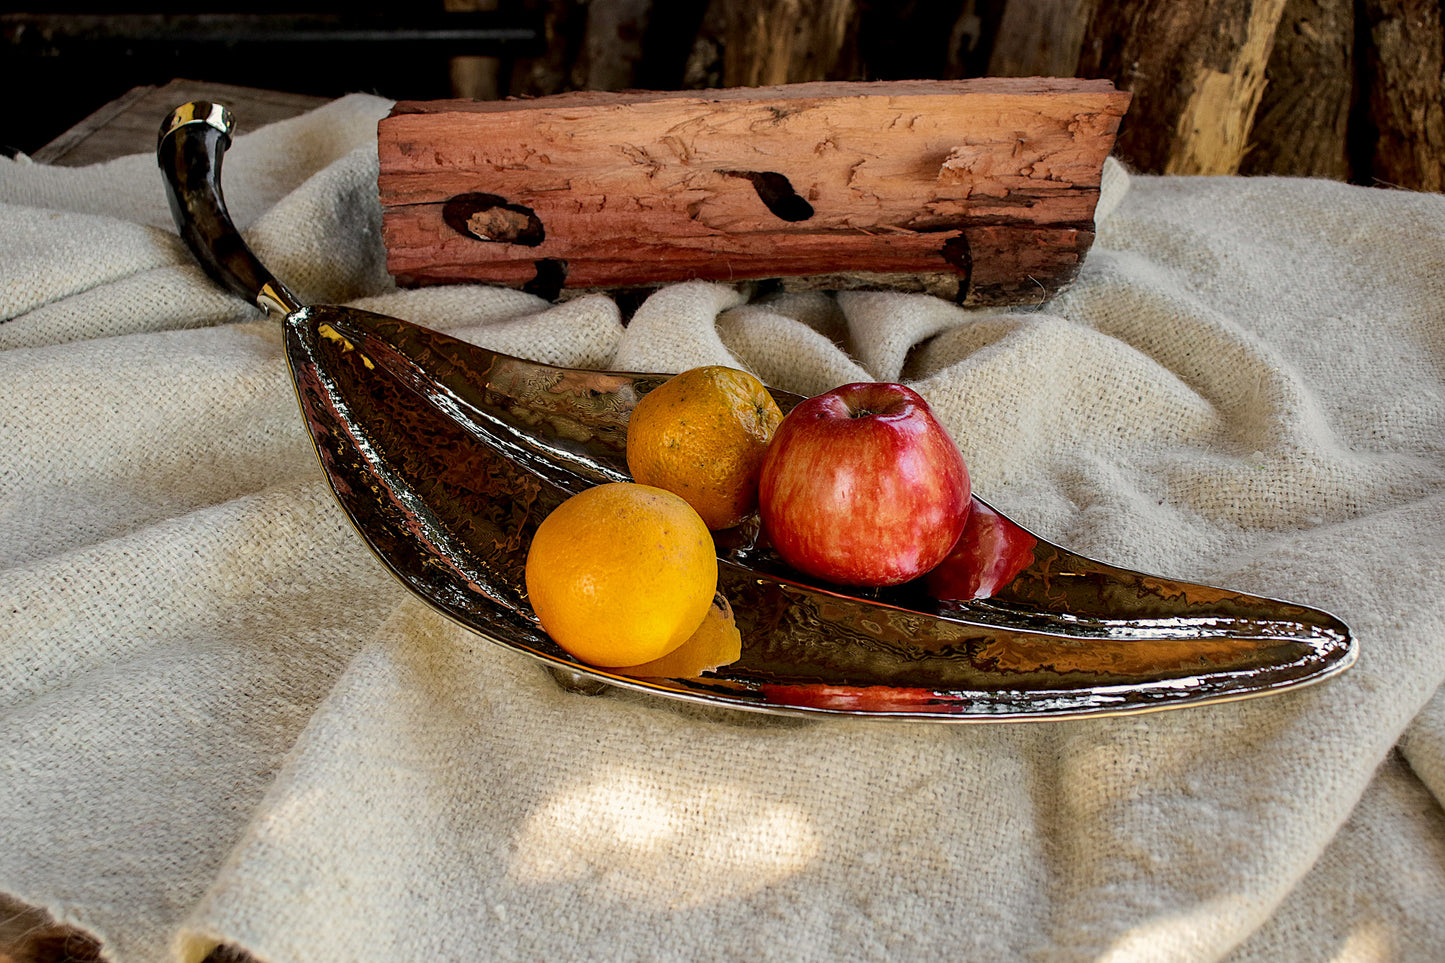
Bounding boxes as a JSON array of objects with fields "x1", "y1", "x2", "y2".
[{"x1": 493, "y1": 0, "x2": 1443, "y2": 192}]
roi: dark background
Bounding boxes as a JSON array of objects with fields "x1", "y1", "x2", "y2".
[
  {"x1": 2, "y1": 3, "x2": 515, "y2": 153},
  {"x1": 4, "y1": 0, "x2": 1442, "y2": 191}
]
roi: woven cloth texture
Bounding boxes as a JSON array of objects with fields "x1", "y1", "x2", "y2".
[{"x1": 2, "y1": 94, "x2": 1443, "y2": 962}]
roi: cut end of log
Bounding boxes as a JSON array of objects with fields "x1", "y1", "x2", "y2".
[{"x1": 378, "y1": 79, "x2": 1128, "y2": 305}]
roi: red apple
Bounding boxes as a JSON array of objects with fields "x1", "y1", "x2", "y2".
[
  {"x1": 924, "y1": 497, "x2": 1039, "y2": 601},
  {"x1": 758, "y1": 382, "x2": 971, "y2": 586}
]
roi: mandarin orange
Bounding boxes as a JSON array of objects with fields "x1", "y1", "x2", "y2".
[
  {"x1": 524, "y1": 482, "x2": 718, "y2": 667},
  {"x1": 626, "y1": 365, "x2": 784, "y2": 530}
]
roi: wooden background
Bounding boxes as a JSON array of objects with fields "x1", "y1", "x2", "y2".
[
  {"x1": 7, "y1": 0, "x2": 1442, "y2": 192},
  {"x1": 480, "y1": 0, "x2": 1443, "y2": 191}
]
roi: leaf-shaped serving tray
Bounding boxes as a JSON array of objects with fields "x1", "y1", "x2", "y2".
[
  {"x1": 287, "y1": 307, "x2": 1354, "y2": 719},
  {"x1": 160, "y1": 101, "x2": 1356, "y2": 722}
]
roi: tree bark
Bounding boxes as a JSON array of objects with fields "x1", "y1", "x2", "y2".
[
  {"x1": 445, "y1": 0, "x2": 504, "y2": 101},
  {"x1": 574, "y1": 0, "x2": 653, "y2": 91},
  {"x1": 716, "y1": 0, "x2": 857, "y2": 86},
  {"x1": 1359, "y1": 0, "x2": 1445, "y2": 191},
  {"x1": 1240, "y1": 0, "x2": 1354, "y2": 179},
  {"x1": 988, "y1": 0, "x2": 1098, "y2": 78},
  {"x1": 507, "y1": 0, "x2": 589, "y2": 97},
  {"x1": 854, "y1": 0, "x2": 986, "y2": 81},
  {"x1": 1078, "y1": 0, "x2": 1289, "y2": 175},
  {"x1": 377, "y1": 79, "x2": 1129, "y2": 303}
]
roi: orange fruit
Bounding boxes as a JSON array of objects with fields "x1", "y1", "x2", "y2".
[
  {"x1": 626, "y1": 365, "x2": 784, "y2": 530},
  {"x1": 524, "y1": 482, "x2": 718, "y2": 667},
  {"x1": 615, "y1": 592, "x2": 742, "y2": 678}
]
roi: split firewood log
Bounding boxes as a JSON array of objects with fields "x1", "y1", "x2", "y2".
[{"x1": 377, "y1": 78, "x2": 1129, "y2": 304}]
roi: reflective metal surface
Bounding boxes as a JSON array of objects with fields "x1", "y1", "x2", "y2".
[
  {"x1": 160, "y1": 102, "x2": 233, "y2": 142},
  {"x1": 160, "y1": 100, "x2": 1356, "y2": 722}
]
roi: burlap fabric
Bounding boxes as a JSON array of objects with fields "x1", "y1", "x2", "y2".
[{"x1": 2, "y1": 94, "x2": 1443, "y2": 962}]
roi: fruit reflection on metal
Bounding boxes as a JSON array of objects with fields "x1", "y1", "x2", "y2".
[{"x1": 160, "y1": 100, "x2": 1356, "y2": 722}]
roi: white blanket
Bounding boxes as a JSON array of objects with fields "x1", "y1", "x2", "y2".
[{"x1": 2, "y1": 94, "x2": 1443, "y2": 963}]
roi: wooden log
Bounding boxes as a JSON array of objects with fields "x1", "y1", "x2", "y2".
[
  {"x1": 634, "y1": 0, "x2": 712, "y2": 89},
  {"x1": 988, "y1": 0, "x2": 1098, "y2": 78},
  {"x1": 1359, "y1": 0, "x2": 1445, "y2": 191},
  {"x1": 377, "y1": 79, "x2": 1130, "y2": 304},
  {"x1": 506, "y1": 0, "x2": 588, "y2": 97},
  {"x1": 576, "y1": 0, "x2": 653, "y2": 91},
  {"x1": 1078, "y1": 0, "x2": 1289, "y2": 175},
  {"x1": 1240, "y1": 0, "x2": 1355, "y2": 179},
  {"x1": 715, "y1": 0, "x2": 856, "y2": 87},
  {"x1": 444, "y1": 0, "x2": 504, "y2": 101},
  {"x1": 853, "y1": 0, "x2": 984, "y2": 80}
]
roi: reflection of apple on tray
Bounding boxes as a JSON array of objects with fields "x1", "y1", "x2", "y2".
[{"x1": 160, "y1": 98, "x2": 1357, "y2": 723}]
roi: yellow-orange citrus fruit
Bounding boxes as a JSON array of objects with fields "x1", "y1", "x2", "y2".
[
  {"x1": 615, "y1": 592, "x2": 742, "y2": 678},
  {"x1": 626, "y1": 365, "x2": 784, "y2": 530},
  {"x1": 524, "y1": 482, "x2": 718, "y2": 667}
]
